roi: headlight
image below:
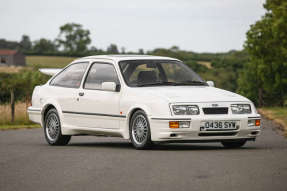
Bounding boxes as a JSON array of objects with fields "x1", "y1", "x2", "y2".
[
  {"x1": 231, "y1": 104, "x2": 251, "y2": 114},
  {"x1": 172, "y1": 105, "x2": 199, "y2": 115}
]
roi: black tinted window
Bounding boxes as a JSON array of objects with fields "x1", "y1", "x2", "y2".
[
  {"x1": 50, "y1": 63, "x2": 88, "y2": 88},
  {"x1": 84, "y1": 63, "x2": 119, "y2": 90}
]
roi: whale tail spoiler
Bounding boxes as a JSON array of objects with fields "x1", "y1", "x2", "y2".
[{"x1": 39, "y1": 68, "x2": 62, "y2": 76}]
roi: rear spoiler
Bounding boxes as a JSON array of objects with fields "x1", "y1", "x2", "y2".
[{"x1": 39, "y1": 68, "x2": 62, "y2": 76}]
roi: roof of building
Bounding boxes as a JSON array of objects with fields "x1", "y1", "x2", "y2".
[
  {"x1": 0, "y1": 49, "x2": 18, "y2": 55},
  {"x1": 78, "y1": 55, "x2": 179, "y2": 62}
]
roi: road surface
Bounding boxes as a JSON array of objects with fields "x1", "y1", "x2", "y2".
[{"x1": 0, "y1": 118, "x2": 287, "y2": 191}]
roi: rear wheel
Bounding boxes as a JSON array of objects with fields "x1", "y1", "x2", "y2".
[
  {"x1": 44, "y1": 108, "x2": 71, "y2": 145},
  {"x1": 221, "y1": 140, "x2": 246, "y2": 148},
  {"x1": 130, "y1": 110, "x2": 152, "y2": 149}
]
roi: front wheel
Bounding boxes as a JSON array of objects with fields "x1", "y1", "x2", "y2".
[
  {"x1": 130, "y1": 110, "x2": 152, "y2": 149},
  {"x1": 44, "y1": 108, "x2": 71, "y2": 145},
  {"x1": 221, "y1": 140, "x2": 246, "y2": 148}
]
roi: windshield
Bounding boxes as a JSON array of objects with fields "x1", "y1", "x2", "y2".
[{"x1": 119, "y1": 60, "x2": 207, "y2": 87}]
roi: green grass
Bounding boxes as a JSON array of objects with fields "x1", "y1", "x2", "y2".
[
  {"x1": 258, "y1": 107, "x2": 287, "y2": 136},
  {"x1": 0, "y1": 124, "x2": 41, "y2": 130},
  {"x1": 26, "y1": 56, "x2": 77, "y2": 68}
]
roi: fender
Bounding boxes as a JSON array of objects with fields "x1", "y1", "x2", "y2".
[
  {"x1": 41, "y1": 99, "x2": 68, "y2": 133},
  {"x1": 120, "y1": 104, "x2": 152, "y2": 139}
]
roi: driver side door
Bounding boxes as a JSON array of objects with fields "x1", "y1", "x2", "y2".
[{"x1": 76, "y1": 62, "x2": 122, "y2": 129}]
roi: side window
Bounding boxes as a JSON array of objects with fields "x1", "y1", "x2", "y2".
[
  {"x1": 50, "y1": 63, "x2": 88, "y2": 88},
  {"x1": 84, "y1": 63, "x2": 120, "y2": 90}
]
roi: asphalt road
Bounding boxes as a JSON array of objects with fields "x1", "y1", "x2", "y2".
[{"x1": 1, "y1": 118, "x2": 287, "y2": 191}]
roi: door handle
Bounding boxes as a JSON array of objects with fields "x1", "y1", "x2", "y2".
[{"x1": 79, "y1": 92, "x2": 84, "y2": 96}]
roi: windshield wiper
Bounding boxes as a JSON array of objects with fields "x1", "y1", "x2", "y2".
[
  {"x1": 175, "y1": 80, "x2": 208, "y2": 86},
  {"x1": 136, "y1": 81, "x2": 179, "y2": 87},
  {"x1": 136, "y1": 81, "x2": 207, "y2": 87}
]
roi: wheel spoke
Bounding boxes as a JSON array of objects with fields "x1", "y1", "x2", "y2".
[
  {"x1": 46, "y1": 113, "x2": 60, "y2": 141},
  {"x1": 132, "y1": 115, "x2": 149, "y2": 144}
]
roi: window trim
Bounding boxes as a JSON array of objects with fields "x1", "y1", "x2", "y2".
[
  {"x1": 82, "y1": 62, "x2": 121, "y2": 92},
  {"x1": 49, "y1": 62, "x2": 89, "y2": 89}
]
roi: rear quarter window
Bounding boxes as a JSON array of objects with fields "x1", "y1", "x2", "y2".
[{"x1": 50, "y1": 63, "x2": 88, "y2": 88}]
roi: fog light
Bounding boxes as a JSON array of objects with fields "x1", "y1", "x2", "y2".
[{"x1": 169, "y1": 121, "x2": 190, "y2": 128}]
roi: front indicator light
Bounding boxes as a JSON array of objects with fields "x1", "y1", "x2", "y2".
[
  {"x1": 248, "y1": 119, "x2": 261, "y2": 127},
  {"x1": 169, "y1": 121, "x2": 179, "y2": 128},
  {"x1": 169, "y1": 121, "x2": 190, "y2": 128},
  {"x1": 255, "y1": 119, "x2": 260, "y2": 126}
]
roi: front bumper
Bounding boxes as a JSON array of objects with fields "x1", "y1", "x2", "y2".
[{"x1": 149, "y1": 115, "x2": 261, "y2": 142}]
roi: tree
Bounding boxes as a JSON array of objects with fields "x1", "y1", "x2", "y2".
[
  {"x1": 240, "y1": 0, "x2": 287, "y2": 106},
  {"x1": 19, "y1": 35, "x2": 32, "y2": 52},
  {"x1": 121, "y1": 47, "x2": 126, "y2": 54},
  {"x1": 107, "y1": 44, "x2": 119, "y2": 54},
  {"x1": 170, "y1": 46, "x2": 180, "y2": 52},
  {"x1": 264, "y1": 0, "x2": 287, "y2": 106},
  {"x1": 0, "y1": 39, "x2": 20, "y2": 49},
  {"x1": 18, "y1": 69, "x2": 49, "y2": 108},
  {"x1": 0, "y1": 73, "x2": 21, "y2": 122},
  {"x1": 138, "y1": 49, "x2": 144, "y2": 54},
  {"x1": 33, "y1": 38, "x2": 57, "y2": 54},
  {"x1": 242, "y1": 15, "x2": 275, "y2": 106},
  {"x1": 56, "y1": 23, "x2": 91, "y2": 55}
]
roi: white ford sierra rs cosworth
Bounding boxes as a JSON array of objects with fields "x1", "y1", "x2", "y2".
[{"x1": 28, "y1": 55, "x2": 261, "y2": 149}]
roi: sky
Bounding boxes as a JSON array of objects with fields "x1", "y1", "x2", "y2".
[{"x1": 0, "y1": 0, "x2": 266, "y2": 53}]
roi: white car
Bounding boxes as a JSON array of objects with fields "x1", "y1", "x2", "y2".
[{"x1": 28, "y1": 55, "x2": 261, "y2": 149}]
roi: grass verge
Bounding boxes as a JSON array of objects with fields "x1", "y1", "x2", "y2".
[
  {"x1": 0, "y1": 124, "x2": 41, "y2": 130},
  {"x1": 0, "y1": 101, "x2": 41, "y2": 130},
  {"x1": 26, "y1": 56, "x2": 76, "y2": 68},
  {"x1": 258, "y1": 107, "x2": 287, "y2": 137},
  {"x1": 0, "y1": 102, "x2": 32, "y2": 125}
]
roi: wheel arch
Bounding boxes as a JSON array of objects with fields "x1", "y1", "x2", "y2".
[
  {"x1": 128, "y1": 108, "x2": 143, "y2": 127},
  {"x1": 123, "y1": 106, "x2": 151, "y2": 139},
  {"x1": 41, "y1": 104, "x2": 57, "y2": 126}
]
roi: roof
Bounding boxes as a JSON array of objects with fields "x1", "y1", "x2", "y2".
[
  {"x1": 0, "y1": 49, "x2": 18, "y2": 55},
  {"x1": 77, "y1": 54, "x2": 179, "y2": 62}
]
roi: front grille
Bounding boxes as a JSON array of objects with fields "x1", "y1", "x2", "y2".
[
  {"x1": 199, "y1": 132, "x2": 237, "y2": 136},
  {"x1": 202, "y1": 107, "x2": 228, "y2": 115}
]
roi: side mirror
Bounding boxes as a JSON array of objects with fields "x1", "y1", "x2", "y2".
[
  {"x1": 101, "y1": 82, "x2": 117, "y2": 91},
  {"x1": 206, "y1": 81, "x2": 215, "y2": 87}
]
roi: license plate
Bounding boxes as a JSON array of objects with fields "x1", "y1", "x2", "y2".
[{"x1": 200, "y1": 121, "x2": 239, "y2": 131}]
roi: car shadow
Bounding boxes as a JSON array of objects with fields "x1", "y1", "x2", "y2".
[{"x1": 67, "y1": 141, "x2": 258, "y2": 151}]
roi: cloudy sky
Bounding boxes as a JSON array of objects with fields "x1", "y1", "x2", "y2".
[{"x1": 0, "y1": 0, "x2": 266, "y2": 52}]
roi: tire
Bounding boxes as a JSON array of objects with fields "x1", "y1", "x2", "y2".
[
  {"x1": 44, "y1": 108, "x2": 71, "y2": 145},
  {"x1": 129, "y1": 110, "x2": 152, "y2": 149},
  {"x1": 221, "y1": 139, "x2": 246, "y2": 148}
]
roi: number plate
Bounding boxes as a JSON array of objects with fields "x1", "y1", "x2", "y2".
[{"x1": 200, "y1": 121, "x2": 239, "y2": 131}]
